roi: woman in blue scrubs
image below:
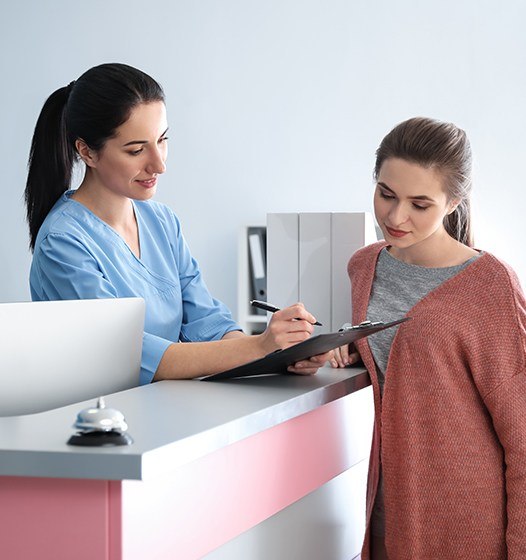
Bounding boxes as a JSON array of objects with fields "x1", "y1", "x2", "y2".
[{"x1": 25, "y1": 63, "x2": 329, "y2": 384}]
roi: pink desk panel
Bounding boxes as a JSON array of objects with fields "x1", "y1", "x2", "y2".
[{"x1": 0, "y1": 393, "x2": 370, "y2": 560}]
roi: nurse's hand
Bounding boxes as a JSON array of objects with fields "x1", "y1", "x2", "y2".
[
  {"x1": 258, "y1": 302, "x2": 329, "y2": 375},
  {"x1": 259, "y1": 302, "x2": 316, "y2": 350},
  {"x1": 287, "y1": 350, "x2": 334, "y2": 375},
  {"x1": 330, "y1": 343, "x2": 361, "y2": 368},
  {"x1": 260, "y1": 303, "x2": 334, "y2": 375}
]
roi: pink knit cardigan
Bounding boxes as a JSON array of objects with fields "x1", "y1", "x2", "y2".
[{"x1": 348, "y1": 242, "x2": 526, "y2": 560}]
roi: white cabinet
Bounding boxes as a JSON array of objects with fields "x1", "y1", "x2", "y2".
[
  {"x1": 238, "y1": 214, "x2": 377, "y2": 334},
  {"x1": 267, "y1": 212, "x2": 377, "y2": 332}
]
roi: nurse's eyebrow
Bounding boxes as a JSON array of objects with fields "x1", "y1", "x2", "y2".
[
  {"x1": 377, "y1": 182, "x2": 435, "y2": 202},
  {"x1": 123, "y1": 139, "x2": 147, "y2": 147},
  {"x1": 122, "y1": 128, "x2": 169, "y2": 147}
]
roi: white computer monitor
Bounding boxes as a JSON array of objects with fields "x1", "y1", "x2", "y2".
[{"x1": 0, "y1": 298, "x2": 145, "y2": 416}]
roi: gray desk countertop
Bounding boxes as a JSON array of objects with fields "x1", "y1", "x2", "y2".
[{"x1": 0, "y1": 366, "x2": 370, "y2": 481}]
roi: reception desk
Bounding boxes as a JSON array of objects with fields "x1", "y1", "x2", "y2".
[{"x1": 0, "y1": 367, "x2": 373, "y2": 560}]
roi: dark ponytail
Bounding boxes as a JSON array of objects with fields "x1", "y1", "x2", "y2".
[
  {"x1": 25, "y1": 85, "x2": 76, "y2": 250},
  {"x1": 25, "y1": 63, "x2": 165, "y2": 251}
]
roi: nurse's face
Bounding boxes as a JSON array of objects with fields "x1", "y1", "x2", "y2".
[{"x1": 83, "y1": 101, "x2": 168, "y2": 200}]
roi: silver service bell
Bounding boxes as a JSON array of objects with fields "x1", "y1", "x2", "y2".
[
  {"x1": 73, "y1": 397, "x2": 128, "y2": 433},
  {"x1": 67, "y1": 397, "x2": 133, "y2": 447}
]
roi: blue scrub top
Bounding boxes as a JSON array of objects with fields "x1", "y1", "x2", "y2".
[{"x1": 30, "y1": 191, "x2": 241, "y2": 384}]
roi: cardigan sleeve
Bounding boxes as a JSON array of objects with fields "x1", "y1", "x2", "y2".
[
  {"x1": 477, "y1": 264, "x2": 526, "y2": 559},
  {"x1": 483, "y1": 370, "x2": 526, "y2": 559}
]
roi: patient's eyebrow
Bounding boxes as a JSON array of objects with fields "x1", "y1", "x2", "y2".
[{"x1": 378, "y1": 182, "x2": 435, "y2": 202}]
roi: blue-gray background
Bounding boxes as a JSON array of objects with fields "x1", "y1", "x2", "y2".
[{"x1": 2, "y1": 0, "x2": 525, "y2": 317}]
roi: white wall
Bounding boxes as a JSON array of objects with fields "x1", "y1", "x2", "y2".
[{"x1": 2, "y1": 0, "x2": 526, "y2": 316}]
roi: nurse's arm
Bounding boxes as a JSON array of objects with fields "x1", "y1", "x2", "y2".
[{"x1": 154, "y1": 303, "x2": 332, "y2": 380}]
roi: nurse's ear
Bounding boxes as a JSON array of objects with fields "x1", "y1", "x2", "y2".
[{"x1": 75, "y1": 139, "x2": 98, "y2": 168}]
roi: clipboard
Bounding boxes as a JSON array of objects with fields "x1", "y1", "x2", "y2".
[{"x1": 201, "y1": 317, "x2": 409, "y2": 381}]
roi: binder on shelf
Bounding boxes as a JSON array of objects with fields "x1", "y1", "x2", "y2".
[
  {"x1": 331, "y1": 213, "x2": 377, "y2": 332},
  {"x1": 267, "y1": 213, "x2": 299, "y2": 308},
  {"x1": 299, "y1": 213, "x2": 332, "y2": 334},
  {"x1": 247, "y1": 227, "x2": 267, "y2": 315}
]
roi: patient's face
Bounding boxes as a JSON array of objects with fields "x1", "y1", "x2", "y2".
[{"x1": 374, "y1": 157, "x2": 457, "y2": 255}]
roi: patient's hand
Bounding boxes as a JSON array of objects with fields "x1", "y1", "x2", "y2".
[{"x1": 330, "y1": 343, "x2": 361, "y2": 368}]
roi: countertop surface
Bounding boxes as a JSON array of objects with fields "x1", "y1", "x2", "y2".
[{"x1": 0, "y1": 366, "x2": 370, "y2": 481}]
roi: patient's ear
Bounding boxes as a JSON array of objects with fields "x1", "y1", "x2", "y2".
[
  {"x1": 75, "y1": 139, "x2": 98, "y2": 168},
  {"x1": 447, "y1": 199, "x2": 460, "y2": 215}
]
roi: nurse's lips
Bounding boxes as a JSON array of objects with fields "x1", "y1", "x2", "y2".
[
  {"x1": 385, "y1": 226, "x2": 410, "y2": 238},
  {"x1": 136, "y1": 177, "x2": 157, "y2": 189}
]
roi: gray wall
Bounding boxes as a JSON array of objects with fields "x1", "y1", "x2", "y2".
[{"x1": 2, "y1": 0, "x2": 525, "y2": 317}]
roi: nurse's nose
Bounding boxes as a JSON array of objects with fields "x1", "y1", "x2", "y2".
[{"x1": 146, "y1": 146, "x2": 167, "y2": 175}]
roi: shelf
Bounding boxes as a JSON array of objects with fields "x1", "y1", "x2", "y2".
[{"x1": 237, "y1": 225, "x2": 267, "y2": 334}]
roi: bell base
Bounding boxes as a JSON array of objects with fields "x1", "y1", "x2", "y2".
[{"x1": 67, "y1": 430, "x2": 133, "y2": 447}]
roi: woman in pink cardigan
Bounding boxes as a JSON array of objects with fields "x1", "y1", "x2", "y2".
[{"x1": 335, "y1": 117, "x2": 526, "y2": 559}]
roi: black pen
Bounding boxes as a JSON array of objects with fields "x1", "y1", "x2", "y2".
[{"x1": 250, "y1": 300, "x2": 323, "y2": 326}]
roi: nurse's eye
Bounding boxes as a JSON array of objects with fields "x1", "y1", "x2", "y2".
[
  {"x1": 158, "y1": 136, "x2": 169, "y2": 144},
  {"x1": 128, "y1": 148, "x2": 144, "y2": 156},
  {"x1": 412, "y1": 203, "x2": 429, "y2": 211}
]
